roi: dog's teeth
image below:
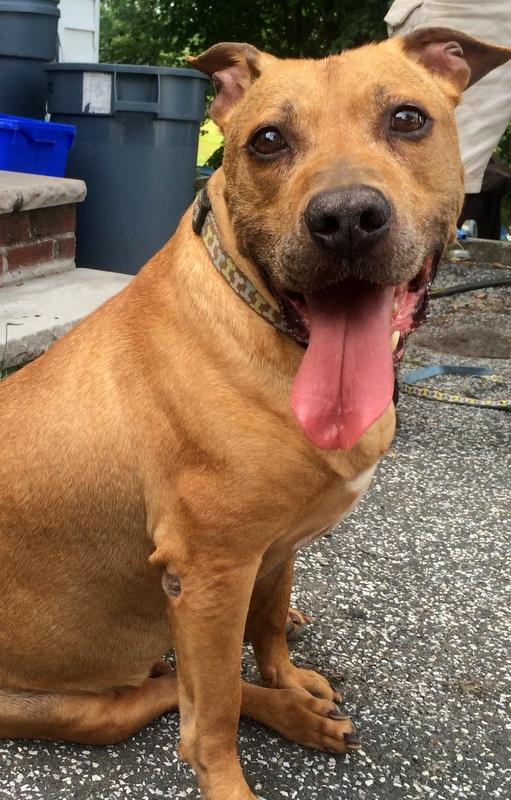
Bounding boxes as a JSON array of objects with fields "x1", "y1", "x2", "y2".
[
  {"x1": 391, "y1": 330, "x2": 400, "y2": 351},
  {"x1": 392, "y1": 301, "x2": 399, "y2": 315}
]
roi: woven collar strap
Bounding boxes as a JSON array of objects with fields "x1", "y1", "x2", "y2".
[{"x1": 192, "y1": 187, "x2": 291, "y2": 338}]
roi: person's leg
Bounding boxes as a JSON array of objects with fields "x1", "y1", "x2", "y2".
[{"x1": 456, "y1": 67, "x2": 511, "y2": 194}]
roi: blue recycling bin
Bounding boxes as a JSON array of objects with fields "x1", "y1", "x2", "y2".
[{"x1": 0, "y1": 114, "x2": 75, "y2": 176}]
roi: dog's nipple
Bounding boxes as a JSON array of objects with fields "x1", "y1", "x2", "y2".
[{"x1": 162, "y1": 571, "x2": 182, "y2": 598}]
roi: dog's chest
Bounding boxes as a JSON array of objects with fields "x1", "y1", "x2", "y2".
[
  {"x1": 293, "y1": 466, "x2": 375, "y2": 548},
  {"x1": 258, "y1": 464, "x2": 376, "y2": 579},
  {"x1": 167, "y1": 398, "x2": 394, "y2": 576}
]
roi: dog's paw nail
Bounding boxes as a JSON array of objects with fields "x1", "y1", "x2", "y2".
[
  {"x1": 343, "y1": 733, "x2": 362, "y2": 748},
  {"x1": 328, "y1": 706, "x2": 348, "y2": 720}
]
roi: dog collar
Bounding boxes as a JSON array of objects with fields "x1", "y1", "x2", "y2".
[{"x1": 192, "y1": 187, "x2": 297, "y2": 342}]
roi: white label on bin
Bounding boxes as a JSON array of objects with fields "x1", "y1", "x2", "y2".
[{"x1": 82, "y1": 73, "x2": 112, "y2": 114}]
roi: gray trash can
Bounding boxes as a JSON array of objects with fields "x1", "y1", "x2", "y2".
[
  {"x1": 45, "y1": 63, "x2": 208, "y2": 274},
  {"x1": 0, "y1": 0, "x2": 60, "y2": 119}
]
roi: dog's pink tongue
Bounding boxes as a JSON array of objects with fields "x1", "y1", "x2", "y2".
[{"x1": 290, "y1": 282, "x2": 395, "y2": 450}]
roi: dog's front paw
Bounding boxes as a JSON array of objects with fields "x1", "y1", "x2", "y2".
[{"x1": 271, "y1": 688, "x2": 360, "y2": 754}]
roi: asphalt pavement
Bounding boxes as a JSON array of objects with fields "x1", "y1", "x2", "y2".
[{"x1": 0, "y1": 257, "x2": 509, "y2": 800}]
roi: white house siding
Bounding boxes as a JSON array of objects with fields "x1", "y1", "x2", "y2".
[{"x1": 58, "y1": 0, "x2": 100, "y2": 63}]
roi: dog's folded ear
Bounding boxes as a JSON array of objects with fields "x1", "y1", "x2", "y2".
[
  {"x1": 188, "y1": 43, "x2": 276, "y2": 130},
  {"x1": 401, "y1": 27, "x2": 511, "y2": 93}
]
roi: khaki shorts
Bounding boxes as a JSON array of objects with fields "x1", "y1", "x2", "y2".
[{"x1": 385, "y1": 0, "x2": 511, "y2": 193}]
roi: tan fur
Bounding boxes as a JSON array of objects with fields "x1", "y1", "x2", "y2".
[{"x1": 1, "y1": 32, "x2": 509, "y2": 800}]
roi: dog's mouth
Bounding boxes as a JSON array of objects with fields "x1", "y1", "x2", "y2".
[{"x1": 270, "y1": 254, "x2": 438, "y2": 451}]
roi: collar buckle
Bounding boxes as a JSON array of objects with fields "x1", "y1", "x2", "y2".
[{"x1": 192, "y1": 187, "x2": 212, "y2": 236}]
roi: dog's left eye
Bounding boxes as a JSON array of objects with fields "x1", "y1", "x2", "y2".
[
  {"x1": 249, "y1": 127, "x2": 288, "y2": 156},
  {"x1": 391, "y1": 106, "x2": 428, "y2": 134}
]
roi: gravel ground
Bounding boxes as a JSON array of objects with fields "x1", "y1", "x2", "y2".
[{"x1": 0, "y1": 260, "x2": 509, "y2": 800}]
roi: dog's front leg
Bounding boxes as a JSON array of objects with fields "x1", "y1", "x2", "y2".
[
  {"x1": 154, "y1": 541, "x2": 261, "y2": 800},
  {"x1": 246, "y1": 558, "x2": 339, "y2": 702}
]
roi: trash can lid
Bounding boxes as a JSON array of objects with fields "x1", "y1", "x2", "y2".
[
  {"x1": 45, "y1": 62, "x2": 208, "y2": 81},
  {"x1": 0, "y1": 0, "x2": 59, "y2": 15}
]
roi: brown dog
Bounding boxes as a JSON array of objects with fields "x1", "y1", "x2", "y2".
[{"x1": 0, "y1": 29, "x2": 509, "y2": 800}]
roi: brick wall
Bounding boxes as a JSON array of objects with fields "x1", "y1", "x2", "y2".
[{"x1": 0, "y1": 204, "x2": 76, "y2": 286}]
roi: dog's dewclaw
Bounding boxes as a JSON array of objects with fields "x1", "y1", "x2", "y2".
[{"x1": 285, "y1": 608, "x2": 311, "y2": 640}]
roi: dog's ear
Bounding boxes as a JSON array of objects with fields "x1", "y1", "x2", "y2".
[
  {"x1": 188, "y1": 42, "x2": 275, "y2": 130},
  {"x1": 401, "y1": 27, "x2": 511, "y2": 93}
]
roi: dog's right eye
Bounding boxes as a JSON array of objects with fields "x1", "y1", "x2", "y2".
[
  {"x1": 249, "y1": 127, "x2": 288, "y2": 157},
  {"x1": 390, "y1": 106, "x2": 428, "y2": 135}
]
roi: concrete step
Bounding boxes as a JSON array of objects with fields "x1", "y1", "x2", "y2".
[
  {"x1": 0, "y1": 268, "x2": 132, "y2": 369},
  {"x1": 447, "y1": 237, "x2": 511, "y2": 266}
]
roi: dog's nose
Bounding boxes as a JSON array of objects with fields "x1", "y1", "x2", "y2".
[{"x1": 304, "y1": 185, "x2": 392, "y2": 255}]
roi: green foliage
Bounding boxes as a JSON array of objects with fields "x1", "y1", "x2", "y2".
[
  {"x1": 497, "y1": 123, "x2": 511, "y2": 229},
  {"x1": 496, "y1": 122, "x2": 511, "y2": 167},
  {"x1": 100, "y1": 0, "x2": 389, "y2": 66},
  {"x1": 100, "y1": 0, "x2": 199, "y2": 65},
  {"x1": 206, "y1": 145, "x2": 224, "y2": 170}
]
